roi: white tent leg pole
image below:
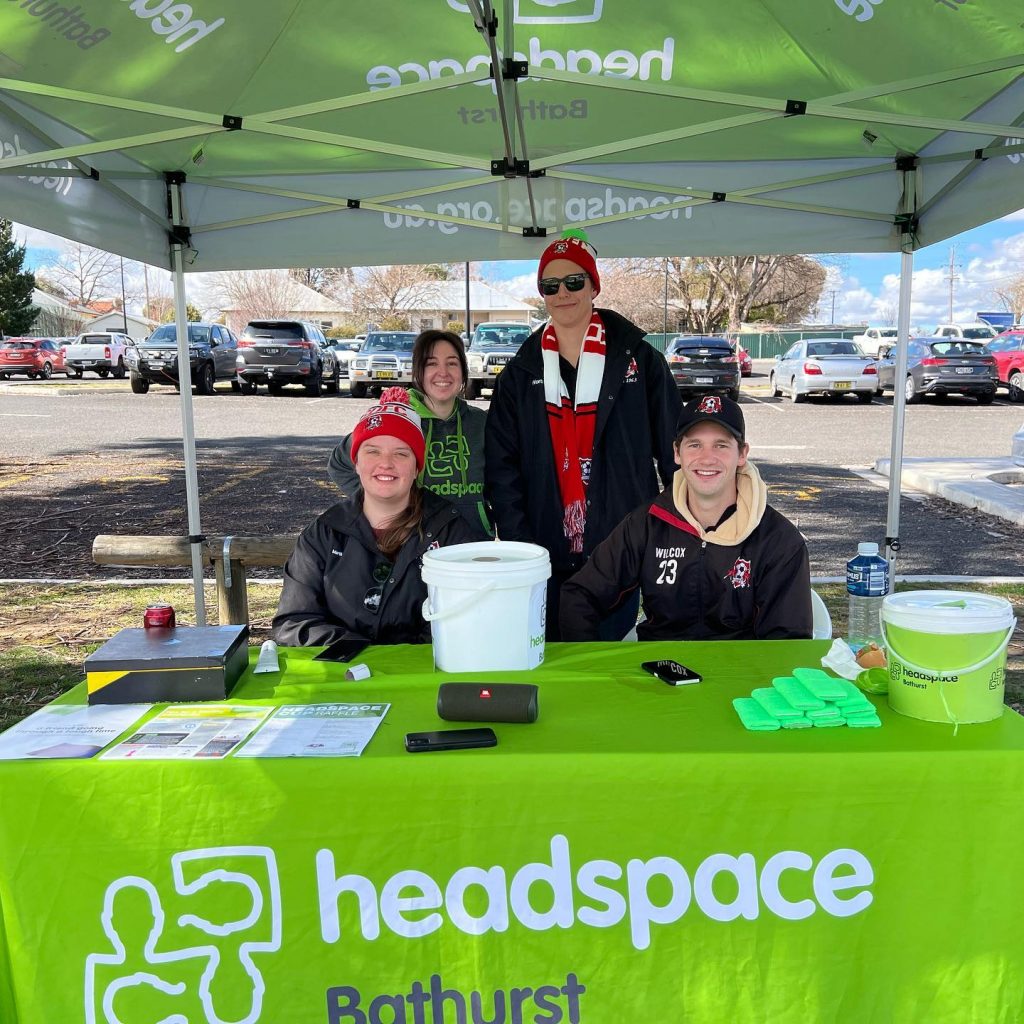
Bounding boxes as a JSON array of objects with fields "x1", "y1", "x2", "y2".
[
  {"x1": 884, "y1": 248, "x2": 914, "y2": 581},
  {"x1": 169, "y1": 184, "x2": 206, "y2": 626}
]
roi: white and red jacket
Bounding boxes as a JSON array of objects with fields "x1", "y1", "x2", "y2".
[{"x1": 559, "y1": 461, "x2": 812, "y2": 641}]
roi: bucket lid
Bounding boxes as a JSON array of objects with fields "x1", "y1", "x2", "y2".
[
  {"x1": 422, "y1": 541, "x2": 550, "y2": 574},
  {"x1": 881, "y1": 590, "x2": 1015, "y2": 635}
]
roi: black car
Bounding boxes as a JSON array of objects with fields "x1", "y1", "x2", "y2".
[
  {"x1": 236, "y1": 320, "x2": 340, "y2": 396},
  {"x1": 131, "y1": 322, "x2": 240, "y2": 395},
  {"x1": 665, "y1": 335, "x2": 741, "y2": 400},
  {"x1": 876, "y1": 339, "x2": 998, "y2": 404}
]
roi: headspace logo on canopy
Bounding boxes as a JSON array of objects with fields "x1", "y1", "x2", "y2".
[
  {"x1": 118, "y1": 0, "x2": 225, "y2": 53},
  {"x1": 318, "y1": 833, "x2": 874, "y2": 952},
  {"x1": 0, "y1": 132, "x2": 74, "y2": 196}
]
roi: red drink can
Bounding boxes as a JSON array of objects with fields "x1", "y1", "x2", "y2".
[{"x1": 143, "y1": 603, "x2": 176, "y2": 628}]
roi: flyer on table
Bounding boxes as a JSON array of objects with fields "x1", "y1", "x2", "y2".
[
  {"x1": 0, "y1": 703, "x2": 151, "y2": 759},
  {"x1": 101, "y1": 704, "x2": 273, "y2": 761},
  {"x1": 236, "y1": 702, "x2": 390, "y2": 758}
]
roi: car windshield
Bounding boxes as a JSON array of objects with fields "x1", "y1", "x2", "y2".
[
  {"x1": 671, "y1": 337, "x2": 730, "y2": 351},
  {"x1": 878, "y1": 329, "x2": 898, "y2": 338},
  {"x1": 147, "y1": 324, "x2": 211, "y2": 345},
  {"x1": 333, "y1": 340, "x2": 362, "y2": 351},
  {"x1": 361, "y1": 333, "x2": 415, "y2": 352},
  {"x1": 988, "y1": 334, "x2": 1024, "y2": 351},
  {"x1": 2, "y1": 341, "x2": 35, "y2": 349},
  {"x1": 472, "y1": 326, "x2": 530, "y2": 348},
  {"x1": 961, "y1": 327, "x2": 994, "y2": 339},
  {"x1": 806, "y1": 341, "x2": 860, "y2": 357},
  {"x1": 929, "y1": 341, "x2": 989, "y2": 357},
  {"x1": 243, "y1": 323, "x2": 304, "y2": 341}
]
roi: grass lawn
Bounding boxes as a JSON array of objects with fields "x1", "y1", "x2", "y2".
[{"x1": 0, "y1": 580, "x2": 1021, "y2": 732}]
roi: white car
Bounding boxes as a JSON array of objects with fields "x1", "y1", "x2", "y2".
[
  {"x1": 932, "y1": 323, "x2": 997, "y2": 341},
  {"x1": 63, "y1": 331, "x2": 133, "y2": 378},
  {"x1": 852, "y1": 326, "x2": 900, "y2": 357},
  {"x1": 770, "y1": 338, "x2": 878, "y2": 403}
]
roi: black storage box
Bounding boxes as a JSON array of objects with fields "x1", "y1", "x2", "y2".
[{"x1": 85, "y1": 625, "x2": 250, "y2": 705}]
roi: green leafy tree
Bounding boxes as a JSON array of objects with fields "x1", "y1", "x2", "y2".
[
  {"x1": 160, "y1": 302, "x2": 202, "y2": 323},
  {"x1": 0, "y1": 220, "x2": 38, "y2": 336}
]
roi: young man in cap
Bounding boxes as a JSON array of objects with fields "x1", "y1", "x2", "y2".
[
  {"x1": 485, "y1": 230, "x2": 681, "y2": 640},
  {"x1": 559, "y1": 394, "x2": 812, "y2": 641}
]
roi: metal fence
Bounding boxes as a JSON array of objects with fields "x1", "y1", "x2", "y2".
[{"x1": 643, "y1": 330, "x2": 861, "y2": 359}]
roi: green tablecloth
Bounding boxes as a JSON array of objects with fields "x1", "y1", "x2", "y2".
[{"x1": 2, "y1": 639, "x2": 1023, "y2": 1023}]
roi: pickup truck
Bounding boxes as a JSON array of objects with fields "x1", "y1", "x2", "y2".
[
  {"x1": 63, "y1": 331, "x2": 132, "y2": 378},
  {"x1": 852, "y1": 326, "x2": 900, "y2": 356},
  {"x1": 464, "y1": 321, "x2": 532, "y2": 399},
  {"x1": 131, "y1": 321, "x2": 240, "y2": 395},
  {"x1": 349, "y1": 331, "x2": 416, "y2": 398}
]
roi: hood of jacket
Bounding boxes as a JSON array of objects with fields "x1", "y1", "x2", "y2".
[
  {"x1": 668, "y1": 460, "x2": 768, "y2": 546},
  {"x1": 407, "y1": 388, "x2": 471, "y2": 422}
]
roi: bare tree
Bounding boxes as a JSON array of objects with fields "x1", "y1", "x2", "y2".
[
  {"x1": 993, "y1": 274, "x2": 1024, "y2": 323},
  {"x1": 44, "y1": 242, "x2": 121, "y2": 307},
  {"x1": 351, "y1": 265, "x2": 443, "y2": 325},
  {"x1": 208, "y1": 270, "x2": 305, "y2": 332},
  {"x1": 289, "y1": 267, "x2": 353, "y2": 294},
  {"x1": 597, "y1": 258, "x2": 671, "y2": 332}
]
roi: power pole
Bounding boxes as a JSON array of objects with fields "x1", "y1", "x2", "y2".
[
  {"x1": 830, "y1": 289, "x2": 837, "y2": 324},
  {"x1": 945, "y1": 245, "x2": 959, "y2": 322}
]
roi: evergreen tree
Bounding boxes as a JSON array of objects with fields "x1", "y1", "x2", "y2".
[{"x1": 0, "y1": 221, "x2": 38, "y2": 337}]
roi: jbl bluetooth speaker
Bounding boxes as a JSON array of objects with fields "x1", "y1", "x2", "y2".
[{"x1": 437, "y1": 682, "x2": 539, "y2": 724}]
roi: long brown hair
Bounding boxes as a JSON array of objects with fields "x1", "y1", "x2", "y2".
[
  {"x1": 373, "y1": 485, "x2": 425, "y2": 560},
  {"x1": 411, "y1": 329, "x2": 468, "y2": 394}
]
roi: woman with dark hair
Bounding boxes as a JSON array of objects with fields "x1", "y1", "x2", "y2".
[
  {"x1": 329, "y1": 329, "x2": 492, "y2": 536},
  {"x1": 275, "y1": 388, "x2": 486, "y2": 647}
]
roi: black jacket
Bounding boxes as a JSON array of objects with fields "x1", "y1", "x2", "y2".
[
  {"x1": 484, "y1": 308, "x2": 680, "y2": 575},
  {"x1": 560, "y1": 479, "x2": 812, "y2": 642},
  {"x1": 272, "y1": 490, "x2": 486, "y2": 647}
]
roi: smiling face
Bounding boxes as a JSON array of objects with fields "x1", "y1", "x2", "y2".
[
  {"x1": 674, "y1": 421, "x2": 748, "y2": 509},
  {"x1": 355, "y1": 435, "x2": 418, "y2": 503},
  {"x1": 422, "y1": 339, "x2": 464, "y2": 406},
  {"x1": 541, "y1": 257, "x2": 595, "y2": 332}
]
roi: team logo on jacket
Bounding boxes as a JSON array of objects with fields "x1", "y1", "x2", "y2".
[
  {"x1": 624, "y1": 357, "x2": 638, "y2": 383},
  {"x1": 725, "y1": 557, "x2": 751, "y2": 589},
  {"x1": 579, "y1": 457, "x2": 592, "y2": 484},
  {"x1": 698, "y1": 395, "x2": 722, "y2": 415}
]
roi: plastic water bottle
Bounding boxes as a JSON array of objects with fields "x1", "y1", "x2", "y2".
[{"x1": 847, "y1": 542, "x2": 890, "y2": 651}]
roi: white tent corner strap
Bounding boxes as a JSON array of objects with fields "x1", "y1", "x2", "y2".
[{"x1": 0, "y1": 1, "x2": 1022, "y2": 269}]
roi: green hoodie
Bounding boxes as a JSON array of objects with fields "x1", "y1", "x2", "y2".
[{"x1": 327, "y1": 389, "x2": 493, "y2": 536}]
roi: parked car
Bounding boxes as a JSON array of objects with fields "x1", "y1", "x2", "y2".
[
  {"x1": 326, "y1": 338, "x2": 364, "y2": 383},
  {"x1": 349, "y1": 331, "x2": 417, "y2": 398},
  {"x1": 770, "y1": 338, "x2": 877, "y2": 403},
  {"x1": 875, "y1": 339, "x2": 998, "y2": 403},
  {"x1": 665, "y1": 335, "x2": 741, "y2": 400},
  {"x1": 63, "y1": 331, "x2": 132, "y2": 378},
  {"x1": 931, "y1": 323, "x2": 997, "y2": 341},
  {"x1": 465, "y1": 321, "x2": 532, "y2": 399},
  {"x1": 0, "y1": 337, "x2": 73, "y2": 379},
  {"x1": 852, "y1": 326, "x2": 900, "y2": 357},
  {"x1": 986, "y1": 330, "x2": 1024, "y2": 402},
  {"x1": 236, "y1": 320, "x2": 340, "y2": 396},
  {"x1": 737, "y1": 344, "x2": 752, "y2": 377},
  {"x1": 131, "y1": 322, "x2": 241, "y2": 395}
]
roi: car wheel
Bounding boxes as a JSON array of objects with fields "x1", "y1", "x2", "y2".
[
  {"x1": 769, "y1": 372, "x2": 781, "y2": 398},
  {"x1": 857, "y1": 391, "x2": 873, "y2": 404},
  {"x1": 230, "y1": 379, "x2": 242, "y2": 393},
  {"x1": 904, "y1": 375, "x2": 919, "y2": 404},
  {"x1": 350, "y1": 382, "x2": 368, "y2": 398},
  {"x1": 1009, "y1": 371, "x2": 1023, "y2": 403},
  {"x1": 113, "y1": 358, "x2": 126, "y2": 380},
  {"x1": 728, "y1": 387, "x2": 740, "y2": 402},
  {"x1": 324, "y1": 366, "x2": 340, "y2": 394},
  {"x1": 71, "y1": 367, "x2": 83, "y2": 379},
  {"x1": 975, "y1": 391, "x2": 995, "y2": 405},
  {"x1": 195, "y1": 363, "x2": 215, "y2": 395},
  {"x1": 28, "y1": 372, "x2": 38, "y2": 380},
  {"x1": 465, "y1": 379, "x2": 481, "y2": 400},
  {"x1": 305, "y1": 371, "x2": 323, "y2": 397},
  {"x1": 239, "y1": 379, "x2": 258, "y2": 395},
  {"x1": 40, "y1": 362, "x2": 53, "y2": 380},
  {"x1": 97, "y1": 369, "x2": 109, "y2": 378},
  {"x1": 130, "y1": 374, "x2": 150, "y2": 395},
  {"x1": 789, "y1": 378, "x2": 805, "y2": 403}
]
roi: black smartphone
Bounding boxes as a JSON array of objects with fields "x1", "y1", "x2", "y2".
[
  {"x1": 313, "y1": 636, "x2": 371, "y2": 663},
  {"x1": 405, "y1": 728, "x2": 497, "y2": 753},
  {"x1": 641, "y1": 660, "x2": 703, "y2": 686}
]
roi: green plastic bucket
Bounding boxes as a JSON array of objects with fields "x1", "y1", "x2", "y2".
[{"x1": 882, "y1": 590, "x2": 1016, "y2": 725}]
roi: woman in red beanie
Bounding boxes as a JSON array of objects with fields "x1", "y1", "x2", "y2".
[
  {"x1": 485, "y1": 230, "x2": 681, "y2": 641},
  {"x1": 273, "y1": 387, "x2": 486, "y2": 647}
]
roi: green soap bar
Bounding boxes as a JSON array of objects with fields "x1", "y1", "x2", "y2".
[
  {"x1": 812, "y1": 717, "x2": 847, "y2": 728},
  {"x1": 781, "y1": 716, "x2": 813, "y2": 730},
  {"x1": 792, "y1": 667, "x2": 848, "y2": 702},
  {"x1": 751, "y1": 687, "x2": 803, "y2": 719},
  {"x1": 733, "y1": 698, "x2": 781, "y2": 731},
  {"x1": 844, "y1": 708, "x2": 881, "y2": 722},
  {"x1": 806, "y1": 706, "x2": 842, "y2": 721},
  {"x1": 836, "y1": 696, "x2": 875, "y2": 714},
  {"x1": 846, "y1": 714, "x2": 882, "y2": 729},
  {"x1": 831, "y1": 677, "x2": 869, "y2": 703},
  {"x1": 772, "y1": 676, "x2": 825, "y2": 710}
]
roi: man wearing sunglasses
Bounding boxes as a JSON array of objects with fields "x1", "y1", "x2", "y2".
[
  {"x1": 273, "y1": 388, "x2": 485, "y2": 648},
  {"x1": 485, "y1": 230, "x2": 681, "y2": 640}
]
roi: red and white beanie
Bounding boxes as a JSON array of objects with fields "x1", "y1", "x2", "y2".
[
  {"x1": 350, "y1": 386, "x2": 425, "y2": 470},
  {"x1": 537, "y1": 229, "x2": 601, "y2": 296}
]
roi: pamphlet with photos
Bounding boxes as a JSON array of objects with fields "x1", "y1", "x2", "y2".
[
  {"x1": 236, "y1": 703, "x2": 390, "y2": 758},
  {"x1": 0, "y1": 704, "x2": 151, "y2": 760}
]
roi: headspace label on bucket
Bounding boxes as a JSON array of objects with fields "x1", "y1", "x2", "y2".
[{"x1": 891, "y1": 662, "x2": 958, "y2": 687}]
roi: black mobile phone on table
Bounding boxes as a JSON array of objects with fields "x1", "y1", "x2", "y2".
[
  {"x1": 313, "y1": 636, "x2": 371, "y2": 663},
  {"x1": 642, "y1": 660, "x2": 703, "y2": 686},
  {"x1": 405, "y1": 728, "x2": 497, "y2": 753}
]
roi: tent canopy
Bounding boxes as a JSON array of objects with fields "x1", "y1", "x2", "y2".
[{"x1": 1, "y1": 0, "x2": 1023, "y2": 270}]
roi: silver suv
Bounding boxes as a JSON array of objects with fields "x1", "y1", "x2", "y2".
[
  {"x1": 349, "y1": 331, "x2": 416, "y2": 398},
  {"x1": 465, "y1": 322, "x2": 532, "y2": 399}
]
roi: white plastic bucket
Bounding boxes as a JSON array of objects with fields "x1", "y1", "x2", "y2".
[
  {"x1": 881, "y1": 590, "x2": 1016, "y2": 725},
  {"x1": 421, "y1": 541, "x2": 551, "y2": 672}
]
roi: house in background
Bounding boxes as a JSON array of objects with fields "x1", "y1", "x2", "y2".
[
  {"x1": 30, "y1": 288, "x2": 88, "y2": 338},
  {"x1": 86, "y1": 310, "x2": 158, "y2": 340},
  {"x1": 218, "y1": 280, "x2": 352, "y2": 334},
  {"x1": 402, "y1": 281, "x2": 536, "y2": 332}
]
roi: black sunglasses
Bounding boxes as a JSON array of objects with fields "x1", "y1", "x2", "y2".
[
  {"x1": 363, "y1": 560, "x2": 393, "y2": 613},
  {"x1": 539, "y1": 273, "x2": 589, "y2": 296}
]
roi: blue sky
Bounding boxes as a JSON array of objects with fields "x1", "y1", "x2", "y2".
[{"x1": 15, "y1": 208, "x2": 1024, "y2": 331}]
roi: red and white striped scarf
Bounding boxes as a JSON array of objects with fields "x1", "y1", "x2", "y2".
[{"x1": 542, "y1": 312, "x2": 606, "y2": 554}]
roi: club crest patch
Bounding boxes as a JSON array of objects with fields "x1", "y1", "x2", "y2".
[
  {"x1": 725, "y1": 557, "x2": 751, "y2": 589},
  {"x1": 367, "y1": 414, "x2": 383, "y2": 430},
  {"x1": 579, "y1": 457, "x2": 592, "y2": 484},
  {"x1": 624, "y1": 357, "x2": 639, "y2": 383},
  {"x1": 698, "y1": 395, "x2": 722, "y2": 415}
]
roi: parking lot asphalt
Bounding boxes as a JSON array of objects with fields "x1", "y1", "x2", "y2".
[{"x1": 1, "y1": 372, "x2": 1022, "y2": 580}]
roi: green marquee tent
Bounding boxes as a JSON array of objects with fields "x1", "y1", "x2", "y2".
[{"x1": 1, "y1": 0, "x2": 1022, "y2": 614}]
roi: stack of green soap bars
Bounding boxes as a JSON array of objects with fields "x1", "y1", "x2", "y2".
[{"x1": 733, "y1": 667, "x2": 882, "y2": 731}]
